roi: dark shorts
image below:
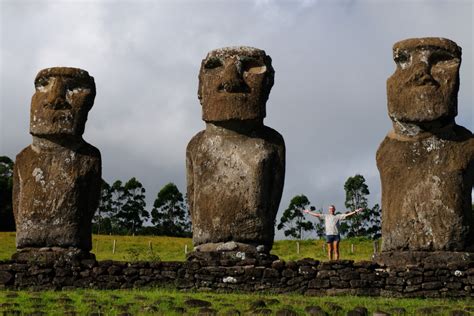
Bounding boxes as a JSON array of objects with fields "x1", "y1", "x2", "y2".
[{"x1": 326, "y1": 234, "x2": 340, "y2": 243}]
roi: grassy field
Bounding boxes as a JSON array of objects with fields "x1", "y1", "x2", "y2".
[
  {"x1": 0, "y1": 232, "x2": 377, "y2": 262},
  {"x1": 0, "y1": 288, "x2": 472, "y2": 315},
  {"x1": 0, "y1": 232, "x2": 16, "y2": 262}
]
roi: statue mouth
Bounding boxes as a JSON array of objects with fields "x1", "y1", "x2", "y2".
[
  {"x1": 415, "y1": 80, "x2": 438, "y2": 88},
  {"x1": 51, "y1": 111, "x2": 74, "y2": 124},
  {"x1": 218, "y1": 82, "x2": 250, "y2": 93},
  {"x1": 44, "y1": 101, "x2": 72, "y2": 110},
  {"x1": 410, "y1": 74, "x2": 439, "y2": 88}
]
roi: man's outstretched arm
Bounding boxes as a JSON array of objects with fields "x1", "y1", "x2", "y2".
[
  {"x1": 303, "y1": 209, "x2": 323, "y2": 218},
  {"x1": 342, "y1": 208, "x2": 364, "y2": 218}
]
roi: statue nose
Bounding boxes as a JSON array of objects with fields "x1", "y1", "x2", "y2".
[
  {"x1": 219, "y1": 61, "x2": 248, "y2": 93},
  {"x1": 408, "y1": 61, "x2": 437, "y2": 86},
  {"x1": 46, "y1": 79, "x2": 69, "y2": 109}
]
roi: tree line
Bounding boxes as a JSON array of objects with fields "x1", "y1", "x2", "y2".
[{"x1": 93, "y1": 179, "x2": 191, "y2": 236}]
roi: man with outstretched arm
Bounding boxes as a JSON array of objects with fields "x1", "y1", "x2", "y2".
[{"x1": 304, "y1": 205, "x2": 364, "y2": 260}]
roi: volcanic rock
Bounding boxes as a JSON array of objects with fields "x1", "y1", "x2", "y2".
[
  {"x1": 187, "y1": 47, "x2": 285, "y2": 252},
  {"x1": 13, "y1": 67, "x2": 101, "y2": 252},
  {"x1": 376, "y1": 38, "x2": 474, "y2": 253}
]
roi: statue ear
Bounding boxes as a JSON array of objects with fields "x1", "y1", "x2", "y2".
[{"x1": 197, "y1": 61, "x2": 204, "y2": 103}]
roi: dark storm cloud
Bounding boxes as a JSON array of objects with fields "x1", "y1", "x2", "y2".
[{"x1": 1, "y1": 0, "x2": 472, "y2": 239}]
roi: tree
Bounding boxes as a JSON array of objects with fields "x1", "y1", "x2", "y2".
[
  {"x1": 277, "y1": 195, "x2": 314, "y2": 239},
  {"x1": 366, "y1": 203, "x2": 382, "y2": 239},
  {"x1": 151, "y1": 183, "x2": 191, "y2": 237},
  {"x1": 0, "y1": 156, "x2": 15, "y2": 231},
  {"x1": 343, "y1": 174, "x2": 369, "y2": 237},
  {"x1": 115, "y1": 178, "x2": 149, "y2": 235},
  {"x1": 343, "y1": 174, "x2": 381, "y2": 239},
  {"x1": 313, "y1": 207, "x2": 326, "y2": 239},
  {"x1": 93, "y1": 179, "x2": 113, "y2": 234}
]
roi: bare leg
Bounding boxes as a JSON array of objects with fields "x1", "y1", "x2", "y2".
[
  {"x1": 333, "y1": 241, "x2": 340, "y2": 260},
  {"x1": 327, "y1": 242, "x2": 333, "y2": 260}
]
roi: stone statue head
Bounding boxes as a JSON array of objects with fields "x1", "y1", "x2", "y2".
[
  {"x1": 387, "y1": 37, "x2": 461, "y2": 124},
  {"x1": 30, "y1": 67, "x2": 96, "y2": 137},
  {"x1": 198, "y1": 46, "x2": 274, "y2": 122}
]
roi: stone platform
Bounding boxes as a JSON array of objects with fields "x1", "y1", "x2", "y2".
[
  {"x1": 11, "y1": 247, "x2": 95, "y2": 265},
  {"x1": 1, "y1": 252, "x2": 473, "y2": 298},
  {"x1": 373, "y1": 251, "x2": 474, "y2": 268}
]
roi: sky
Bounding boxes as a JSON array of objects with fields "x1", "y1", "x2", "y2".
[{"x1": 1, "y1": 0, "x2": 472, "y2": 239}]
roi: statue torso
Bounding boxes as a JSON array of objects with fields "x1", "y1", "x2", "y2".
[{"x1": 376, "y1": 128, "x2": 474, "y2": 251}]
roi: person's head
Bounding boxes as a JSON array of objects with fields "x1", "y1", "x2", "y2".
[
  {"x1": 198, "y1": 46, "x2": 274, "y2": 122},
  {"x1": 328, "y1": 205, "x2": 336, "y2": 215},
  {"x1": 386, "y1": 37, "x2": 461, "y2": 125},
  {"x1": 30, "y1": 67, "x2": 96, "y2": 137}
]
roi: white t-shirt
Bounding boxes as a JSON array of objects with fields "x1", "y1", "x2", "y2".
[{"x1": 323, "y1": 214, "x2": 348, "y2": 235}]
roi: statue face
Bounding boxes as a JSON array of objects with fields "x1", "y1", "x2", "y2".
[
  {"x1": 387, "y1": 38, "x2": 461, "y2": 123},
  {"x1": 30, "y1": 67, "x2": 96, "y2": 137},
  {"x1": 198, "y1": 46, "x2": 274, "y2": 121}
]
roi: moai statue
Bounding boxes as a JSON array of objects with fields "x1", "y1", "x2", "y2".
[
  {"x1": 376, "y1": 38, "x2": 474, "y2": 265},
  {"x1": 186, "y1": 47, "x2": 285, "y2": 255},
  {"x1": 12, "y1": 67, "x2": 101, "y2": 261}
]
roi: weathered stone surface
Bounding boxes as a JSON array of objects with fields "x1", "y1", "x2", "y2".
[
  {"x1": 1, "y1": 256, "x2": 473, "y2": 297},
  {"x1": 186, "y1": 249, "x2": 278, "y2": 264},
  {"x1": 198, "y1": 46, "x2": 274, "y2": 121},
  {"x1": 11, "y1": 247, "x2": 95, "y2": 264},
  {"x1": 377, "y1": 38, "x2": 474, "y2": 253},
  {"x1": 184, "y1": 299, "x2": 212, "y2": 308},
  {"x1": 194, "y1": 241, "x2": 260, "y2": 253},
  {"x1": 387, "y1": 38, "x2": 461, "y2": 123},
  {"x1": 0, "y1": 271, "x2": 14, "y2": 285},
  {"x1": 373, "y1": 251, "x2": 474, "y2": 267},
  {"x1": 275, "y1": 308, "x2": 297, "y2": 316},
  {"x1": 13, "y1": 67, "x2": 101, "y2": 252},
  {"x1": 304, "y1": 306, "x2": 328, "y2": 316},
  {"x1": 347, "y1": 307, "x2": 368, "y2": 316},
  {"x1": 187, "y1": 47, "x2": 285, "y2": 251}
]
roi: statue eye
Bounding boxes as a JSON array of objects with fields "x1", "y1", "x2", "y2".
[
  {"x1": 242, "y1": 57, "x2": 267, "y2": 74},
  {"x1": 65, "y1": 79, "x2": 80, "y2": 91},
  {"x1": 430, "y1": 50, "x2": 454, "y2": 64},
  {"x1": 204, "y1": 57, "x2": 223, "y2": 69},
  {"x1": 394, "y1": 51, "x2": 410, "y2": 65},
  {"x1": 35, "y1": 77, "x2": 49, "y2": 89}
]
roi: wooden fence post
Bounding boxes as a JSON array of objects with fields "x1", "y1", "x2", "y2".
[
  {"x1": 373, "y1": 240, "x2": 379, "y2": 254},
  {"x1": 184, "y1": 244, "x2": 188, "y2": 254},
  {"x1": 351, "y1": 244, "x2": 355, "y2": 254},
  {"x1": 148, "y1": 241, "x2": 152, "y2": 252},
  {"x1": 296, "y1": 241, "x2": 300, "y2": 255},
  {"x1": 112, "y1": 239, "x2": 116, "y2": 254}
]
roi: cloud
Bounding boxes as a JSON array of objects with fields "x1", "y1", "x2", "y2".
[{"x1": 1, "y1": 0, "x2": 472, "y2": 240}]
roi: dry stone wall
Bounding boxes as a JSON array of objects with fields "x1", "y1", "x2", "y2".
[{"x1": 1, "y1": 257, "x2": 472, "y2": 298}]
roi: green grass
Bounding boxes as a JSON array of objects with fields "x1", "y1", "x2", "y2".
[
  {"x1": 0, "y1": 288, "x2": 471, "y2": 315},
  {"x1": 272, "y1": 238, "x2": 378, "y2": 262},
  {"x1": 90, "y1": 234, "x2": 194, "y2": 262},
  {"x1": 0, "y1": 232, "x2": 377, "y2": 262},
  {"x1": 0, "y1": 232, "x2": 16, "y2": 261}
]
